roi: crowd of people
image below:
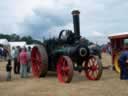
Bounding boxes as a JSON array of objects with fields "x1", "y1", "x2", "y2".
[
  {"x1": 0, "y1": 47, "x2": 9, "y2": 60},
  {"x1": 6, "y1": 46, "x2": 32, "y2": 81}
]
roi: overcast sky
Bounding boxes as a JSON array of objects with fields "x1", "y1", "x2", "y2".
[{"x1": 0, "y1": 0, "x2": 128, "y2": 45}]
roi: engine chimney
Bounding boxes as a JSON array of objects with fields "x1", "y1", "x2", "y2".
[{"x1": 72, "y1": 10, "x2": 80, "y2": 40}]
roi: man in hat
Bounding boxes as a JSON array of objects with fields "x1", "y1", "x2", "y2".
[{"x1": 119, "y1": 39, "x2": 128, "y2": 80}]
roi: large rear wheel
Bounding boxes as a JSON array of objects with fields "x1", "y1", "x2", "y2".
[
  {"x1": 85, "y1": 56, "x2": 103, "y2": 80},
  {"x1": 56, "y1": 56, "x2": 73, "y2": 83},
  {"x1": 31, "y1": 44, "x2": 48, "y2": 77}
]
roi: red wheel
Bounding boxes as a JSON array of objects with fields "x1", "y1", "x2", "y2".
[
  {"x1": 31, "y1": 44, "x2": 48, "y2": 77},
  {"x1": 56, "y1": 56, "x2": 73, "y2": 83},
  {"x1": 85, "y1": 56, "x2": 103, "y2": 80}
]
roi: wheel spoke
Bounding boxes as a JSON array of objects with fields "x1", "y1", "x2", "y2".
[
  {"x1": 94, "y1": 71, "x2": 98, "y2": 77},
  {"x1": 62, "y1": 66, "x2": 70, "y2": 72},
  {"x1": 91, "y1": 71, "x2": 94, "y2": 77},
  {"x1": 89, "y1": 59, "x2": 93, "y2": 66},
  {"x1": 92, "y1": 58, "x2": 96, "y2": 64}
]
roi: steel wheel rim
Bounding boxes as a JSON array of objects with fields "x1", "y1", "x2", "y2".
[
  {"x1": 31, "y1": 47, "x2": 43, "y2": 77},
  {"x1": 85, "y1": 56, "x2": 100, "y2": 80}
]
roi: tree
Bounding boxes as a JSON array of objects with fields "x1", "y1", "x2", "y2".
[
  {"x1": 10, "y1": 34, "x2": 20, "y2": 41},
  {"x1": 0, "y1": 33, "x2": 42, "y2": 44}
]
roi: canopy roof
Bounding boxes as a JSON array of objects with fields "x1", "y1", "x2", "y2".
[{"x1": 108, "y1": 32, "x2": 128, "y2": 39}]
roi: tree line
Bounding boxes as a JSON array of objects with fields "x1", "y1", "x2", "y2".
[
  {"x1": 0, "y1": 33, "x2": 101, "y2": 47},
  {"x1": 0, "y1": 33, "x2": 42, "y2": 44}
]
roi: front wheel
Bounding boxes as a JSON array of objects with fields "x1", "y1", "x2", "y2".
[
  {"x1": 56, "y1": 56, "x2": 73, "y2": 83},
  {"x1": 84, "y1": 56, "x2": 103, "y2": 80}
]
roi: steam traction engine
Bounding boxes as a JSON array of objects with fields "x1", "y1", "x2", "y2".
[{"x1": 31, "y1": 10, "x2": 103, "y2": 83}]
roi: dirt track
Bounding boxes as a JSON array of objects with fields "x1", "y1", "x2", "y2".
[{"x1": 0, "y1": 53, "x2": 128, "y2": 96}]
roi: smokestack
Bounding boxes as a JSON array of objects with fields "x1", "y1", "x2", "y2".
[{"x1": 72, "y1": 10, "x2": 80, "y2": 40}]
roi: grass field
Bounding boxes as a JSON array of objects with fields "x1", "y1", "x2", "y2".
[{"x1": 0, "y1": 53, "x2": 128, "y2": 96}]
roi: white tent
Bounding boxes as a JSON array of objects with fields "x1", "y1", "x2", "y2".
[
  {"x1": 9, "y1": 41, "x2": 26, "y2": 49},
  {"x1": 26, "y1": 44, "x2": 35, "y2": 49},
  {"x1": 0, "y1": 39, "x2": 9, "y2": 46}
]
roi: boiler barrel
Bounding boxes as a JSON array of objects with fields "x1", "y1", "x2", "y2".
[{"x1": 53, "y1": 44, "x2": 89, "y2": 61}]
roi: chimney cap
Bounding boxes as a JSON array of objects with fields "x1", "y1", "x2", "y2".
[{"x1": 72, "y1": 10, "x2": 80, "y2": 15}]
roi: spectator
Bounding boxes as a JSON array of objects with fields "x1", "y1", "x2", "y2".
[
  {"x1": 11, "y1": 47, "x2": 15, "y2": 59},
  {"x1": 6, "y1": 59, "x2": 12, "y2": 81},
  {"x1": 3, "y1": 48, "x2": 8, "y2": 60},
  {"x1": 19, "y1": 47, "x2": 28, "y2": 78},
  {"x1": 1, "y1": 47, "x2": 4, "y2": 59},
  {"x1": 27, "y1": 46, "x2": 31, "y2": 73},
  {"x1": 17, "y1": 46, "x2": 21, "y2": 74},
  {"x1": 11, "y1": 47, "x2": 16, "y2": 74},
  {"x1": 11, "y1": 46, "x2": 19, "y2": 74},
  {"x1": 119, "y1": 39, "x2": 128, "y2": 80},
  {"x1": 0, "y1": 47, "x2": 2, "y2": 60}
]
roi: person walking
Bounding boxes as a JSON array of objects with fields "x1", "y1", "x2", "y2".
[{"x1": 19, "y1": 47, "x2": 28, "y2": 78}]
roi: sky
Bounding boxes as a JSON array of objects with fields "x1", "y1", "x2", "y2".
[{"x1": 0, "y1": 0, "x2": 128, "y2": 45}]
